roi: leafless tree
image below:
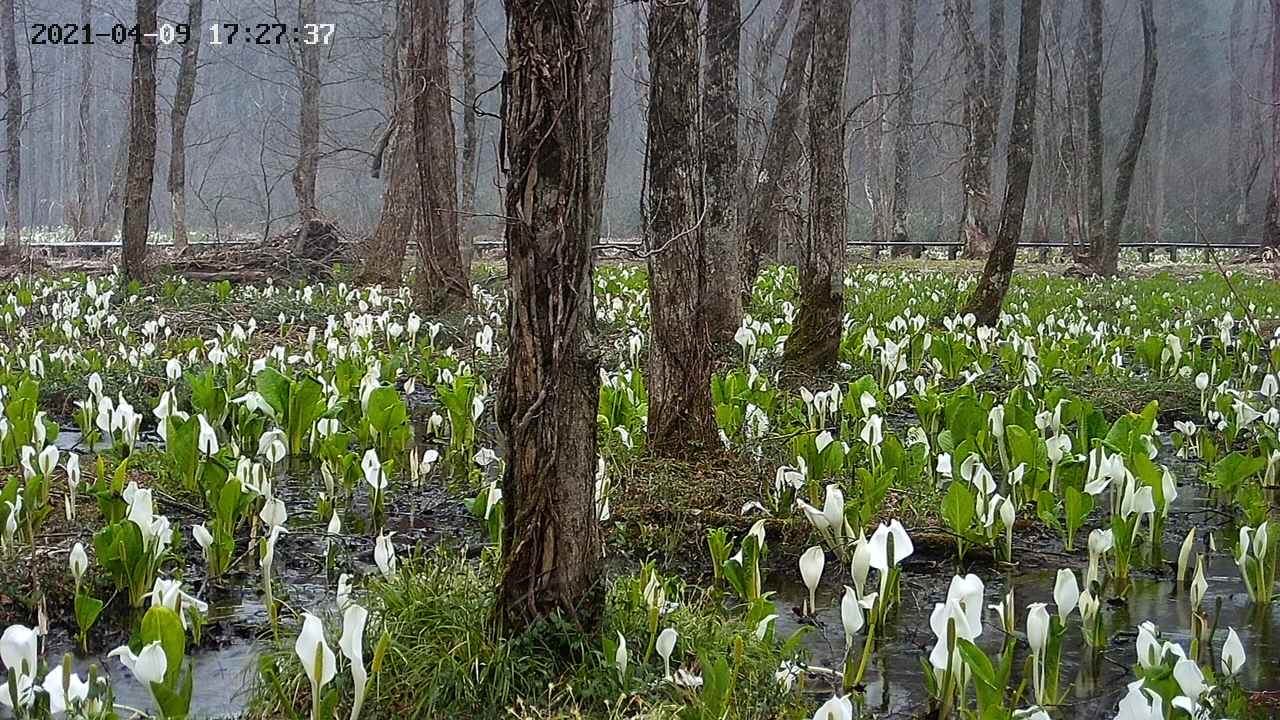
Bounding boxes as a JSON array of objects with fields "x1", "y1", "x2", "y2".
[
  {"x1": 1, "y1": 0, "x2": 21, "y2": 257},
  {"x1": 292, "y1": 0, "x2": 321, "y2": 252},
  {"x1": 121, "y1": 0, "x2": 159, "y2": 280},
  {"x1": 890, "y1": 0, "x2": 918, "y2": 254},
  {"x1": 964, "y1": 0, "x2": 1043, "y2": 324},
  {"x1": 168, "y1": 0, "x2": 205, "y2": 252},
  {"x1": 703, "y1": 0, "x2": 743, "y2": 343}
]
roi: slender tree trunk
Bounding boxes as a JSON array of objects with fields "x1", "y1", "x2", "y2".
[
  {"x1": 1, "y1": 0, "x2": 21, "y2": 257},
  {"x1": 121, "y1": 0, "x2": 159, "y2": 281},
  {"x1": 74, "y1": 0, "x2": 93, "y2": 241},
  {"x1": 741, "y1": 0, "x2": 819, "y2": 298},
  {"x1": 963, "y1": 0, "x2": 1043, "y2": 325},
  {"x1": 1095, "y1": 0, "x2": 1157, "y2": 275},
  {"x1": 646, "y1": 0, "x2": 719, "y2": 455},
  {"x1": 1083, "y1": 0, "x2": 1104, "y2": 257},
  {"x1": 704, "y1": 0, "x2": 743, "y2": 343},
  {"x1": 168, "y1": 0, "x2": 203, "y2": 253},
  {"x1": 866, "y1": 0, "x2": 891, "y2": 244},
  {"x1": 890, "y1": 0, "x2": 918, "y2": 255},
  {"x1": 786, "y1": 0, "x2": 850, "y2": 373},
  {"x1": 411, "y1": 0, "x2": 470, "y2": 311},
  {"x1": 1228, "y1": 0, "x2": 1248, "y2": 230},
  {"x1": 987, "y1": 0, "x2": 1006, "y2": 176},
  {"x1": 739, "y1": 0, "x2": 797, "y2": 225},
  {"x1": 957, "y1": 0, "x2": 994, "y2": 258},
  {"x1": 459, "y1": 0, "x2": 479, "y2": 268},
  {"x1": 1266, "y1": 0, "x2": 1280, "y2": 248},
  {"x1": 94, "y1": 118, "x2": 129, "y2": 242},
  {"x1": 497, "y1": 0, "x2": 609, "y2": 634},
  {"x1": 292, "y1": 0, "x2": 321, "y2": 253}
]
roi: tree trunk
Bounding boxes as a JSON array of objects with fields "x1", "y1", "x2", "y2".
[
  {"x1": 1, "y1": 0, "x2": 20, "y2": 258},
  {"x1": 866, "y1": 0, "x2": 891, "y2": 245},
  {"x1": 646, "y1": 0, "x2": 719, "y2": 455},
  {"x1": 292, "y1": 0, "x2": 321, "y2": 253},
  {"x1": 1083, "y1": 0, "x2": 1104, "y2": 256},
  {"x1": 741, "y1": 0, "x2": 819, "y2": 298},
  {"x1": 121, "y1": 0, "x2": 159, "y2": 281},
  {"x1": 94, "y1": 119, "x2": 129, "y2": 243},
  {"x1": 1228, "y1": 0, "x2": 1248, "y2": 231},
  {"x1": 74, "y1": 0, "x2": 93, "y2": 241},
  {"x1": 957, "y1": 0, "x2": 994, "y2": 258},
  {"x1": 890, "y1": 0, "x2": 918, "y2": 255},
  {"x1": 739, "y1": 0, "x2": 796, "y2": 229},
  {"x1": 785, "y1": 0, "x2": 851, "y2": 373},
  {"x1": 168, "y1": 0, "x2": 204, "y2": 253},
  {"x1": 411, "y1": 0, "x2": 470, "y2": 312},
  {"x1": 987, "y1": 0, "x2": 1006, "y2": 174},
  {"x1": 704, "y1": 0, "x2": 743, "y2": 344},
  {"x1": 497, "y1": 0, "x2": 609, "y2": 635},
  {"x1": 1095, "y1": 0, "x2": 1157, "y2": 275},
  {"x1": 963, "y1": 0, "x2": 1043, "y2": 325},
  {"x1": 1266, "y1": 0, "x2": 1280, "y2": 249},
  {"x1": 459, "y1": 0, "x2": 479, "y2": 268},
  {"x1": 364, "y1": 0, "x2": 416, "y2": 285}
]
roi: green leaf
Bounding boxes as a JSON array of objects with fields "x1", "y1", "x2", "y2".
[{"x1": 141, "y1": 606, "x2": 187, "y2": 685}]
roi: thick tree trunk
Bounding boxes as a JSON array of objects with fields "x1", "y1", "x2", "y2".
[
  {"x1": 364, "y1": 2, "x2": 415, "y2": 285},
  {"x1": 957, "y1": 0, "x2": 994, "y2": 258},
  {"x1": 1266, "y1": 0, "x2": 1280, "y2": 249},
  {"x1": 1, "y1": 0, "x2": 20, "y2": 257},
  {"x1": 704, "y1": 0, "x2": 743, "y2": 343},
  {"x1": 741, "y1": 0, "x2": 819, "y2": 298},
  {"x1": 411, "y1": 0, "x2": 470, "y2": 312},
  {"x1": 963, "y1": 0, "x2": 1042, "y2": 325},
  {"x1": 1083, "y1": 0, "x2": 1104, "y2": 256},
  {"x1": 74, "y1": 0, "x2": 93, "y2": 241},
  {"x1": 646, "y1": 0, "x2": 719, "y2": 455},
  {"x1": 459, "y1": 0, "x2": 479, "y2": 268},
  {"x1": 168, "y1": 0, "x2": 204, "y2": 253},
  {"x1": 785, "y1": 0, "x2": 850, "y2": 373},
  {"x1": 497, "y1": 0, "x2": 608, "y2": 635},
  {"x1": 292, "y1": 0, "x2": 321, "y2": 253},
  {"x1": 890, "y1": 0, "x2": 918, "y2": 254},
  {"x1": 121, "y1": 0, "x2": 159, "y2": 281},
  {"x1": 1095, "y1": 0, "x2": 1157, "y2": 275}
]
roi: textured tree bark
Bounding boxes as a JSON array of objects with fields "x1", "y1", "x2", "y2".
[
  {"x1": 363, "y1": 1, "x2": 415, "y2": 285},
  {"x1": 292, "y1": 0, "x2": 321, "y2": 254},
  {"x1": 121, "y1": 0, "x2": 158, "y2": 281},
  {"x1": 410, "y1": 0, "x2": 470, "y2": 312},
  {"x1": 703, "y1": 0, "x2": 743, "y2": 344},
  {"x1": 1, "y1": 0, "x2": 21, "y2": 258},
  {"x1": 890, "y1": 0, "x2": 918, "y2": 255},
  {"x1": 956, "y1": 0, "x2": 993, "y2": 258},
  {"x1": 1094, "y1": 0, "x2": 1157, "y2": 275},
  {"x1": 1083, "y1": 0, "x2": 1104, "y2": 256},
  {"x1": 865, "y1": 0, "x2": 891, "y2": 245},
  {"x1": 1266, "y1": 0, "x2": 1280, "y2": 249},
  {"x1": 459, "y1": 0, "x2": 479, "y2": 269},
  {"x1": 963, "y1": 0, "x2": 1042, "y2": 326},
  {"x1": 168, "y1": 0, "x2": 204, "y2": 253},
  {"x1": 646, "y1": 0, "x2": 719, "y2": 455},
  {"x1": 74, "y1": 0, "x2": 93, "y2": 241},
  {"x1": 786, "y1": 0, "x2": 850, "y2": 373},
  {"x1": 739, "y1": 0, "x2": 796, "y2": 231},
  {"x1": 987, "y1": 0, "x2": 1006, "y2": 165},
  {"x1": 1228, "y1": 0, "x2": 1248, "y2": 231},
  {"x1": 741, "y1": 0, "x2": 818, "y2": 299},
  {"x1": 497, "y1": 0, "x2": 608, "y2": 635}
]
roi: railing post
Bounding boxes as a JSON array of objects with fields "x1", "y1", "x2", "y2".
[
  {"x1": 1140, "y1": 247, "x2": 1151, "y2": 263},
  {"x1": 1167, "y1": 246, "x2": 1177, "y2": 262},
  {"x1": 1038, "y1": 247, "x2": 1049, "y2": 263}
]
